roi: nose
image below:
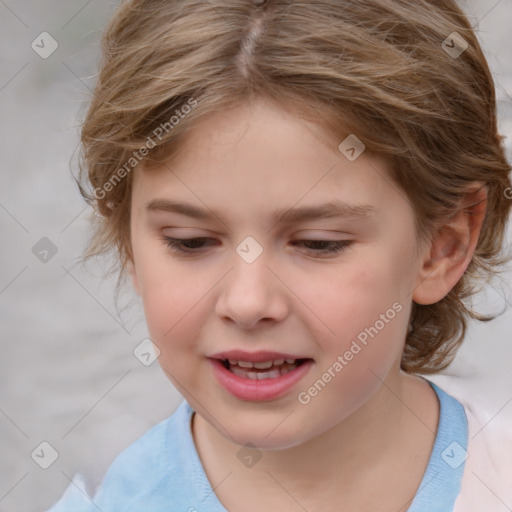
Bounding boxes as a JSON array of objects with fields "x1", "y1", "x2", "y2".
[{"x1": 215, "y1": 249, "x2": 289, "y2": 330}]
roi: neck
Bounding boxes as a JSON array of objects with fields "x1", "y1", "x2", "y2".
[{"x1": 192, "y1": 371, "x2": 439, "y2": 510}]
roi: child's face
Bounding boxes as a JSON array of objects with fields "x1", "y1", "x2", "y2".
[{"x1": 129, "y1": 98, "x2": 425, "y2": 449}]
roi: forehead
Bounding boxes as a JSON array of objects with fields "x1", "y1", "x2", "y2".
[{"x1": 131, "y1": 98, "x2": 409, "y2": 226}]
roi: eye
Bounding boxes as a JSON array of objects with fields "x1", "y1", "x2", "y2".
[
  {"x1": 291, "y1": 240, "x2": 353, "y2": 255},
  {"x1": 162, "y1": 237, "x2": 352, "y2": 256},
  {"x1": 162, "y1": 237, "x2": 216, "y2": 254}
]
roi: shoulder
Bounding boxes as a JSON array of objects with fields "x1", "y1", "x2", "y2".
[
  {"x1": 46, "y1": 401, "x2": 195, "y2": 512},
  {"x1": 432, "y1": 379, "x2": 512, "y2": 512},
  {"x1": 456, "y1": 395, "x2": 512, "y2": 511}
]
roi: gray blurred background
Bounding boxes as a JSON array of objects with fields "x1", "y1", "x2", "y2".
[{"x1": 0, "y1": 1, "x2": 511, "y2": 511}]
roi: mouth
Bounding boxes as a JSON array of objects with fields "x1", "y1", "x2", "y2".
[
  {"x1": 220, "y1": 358, "x2": 309, "y2": 380},
  {"x1": 208, "y1": 351, "x2": 314, "y2": 401}
]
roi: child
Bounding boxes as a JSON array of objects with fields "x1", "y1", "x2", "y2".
[{"x1": 48, "y1": 0, "x2": 511, "y2": 510}]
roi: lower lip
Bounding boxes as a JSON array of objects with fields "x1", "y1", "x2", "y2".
[{"x1": 209, "y1": 358, "x2": 313, "y2": 401}]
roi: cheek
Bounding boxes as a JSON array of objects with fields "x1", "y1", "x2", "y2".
[
  {"x1": 292, "y1": 267, "x2": 406, "y2": 426},
  {"x1": 133, "y1": 240, "x2": 202, "y2": 351},
  {"x1": 294, "y1": 253, "x2": 410, "y2": 403},
  {"x1": 140, "y1": 270, "x2": 211, "y2": 393},
  {"x1": 299, "y1": 252, "x2": 408, "y2": 349},
  {"x1": 141, "y1": 270, "x2": 202, "y2": 343}
]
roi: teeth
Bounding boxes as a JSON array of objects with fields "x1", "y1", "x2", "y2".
[
  {"x1": 250, "y1": 369, "x2": 281, "y2": 380},
  {"x1": 226, "y1": 358, "x2": 297, "y2": 368},
  {"x1": 253, "y1": 361, "x2": 273, "y2": 369},
  {"x1": 230, "y1": 366, "x2": 294, "y2": 380}
]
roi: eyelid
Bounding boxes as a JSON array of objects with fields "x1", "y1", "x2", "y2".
[
  {"x1": 160, "y1": 228, "x2": 353, "y2": 236},
  {"x1": 159, "y1": 229, "x2": 355, "y2": 245},
  {"x1": 160, "y1": 229, "x2": 222, "y2": 243},
  {"x1": 293, "y1": 230, "x2": 353, "y2": 237},
  {"x1": 161, "y1": 236, "x2": 354, "y2": 257}
]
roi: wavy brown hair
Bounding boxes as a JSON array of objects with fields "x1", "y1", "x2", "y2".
[{"x1": 78, "y1": 0, "x2": 512, "y2": 374}]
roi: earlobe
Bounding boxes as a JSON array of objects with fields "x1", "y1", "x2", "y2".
[
  {"x1": 412, "y1": 184, "x2": 487, "y2": 305},
  {"x1": 127, "y1": 259, "x2": 141, "y2": 296}
]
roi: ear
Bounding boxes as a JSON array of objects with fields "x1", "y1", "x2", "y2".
[
  {"x1": 127, "y1": 259, "x2": 141, "y2": 296},
  {"x1": 412, "y1": 184, "x2": 487, "y2": 305}
]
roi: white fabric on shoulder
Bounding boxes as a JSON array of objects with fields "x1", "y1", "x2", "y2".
[{"x1": 453, "y1": 392, "x2": 512, "y2": 512}]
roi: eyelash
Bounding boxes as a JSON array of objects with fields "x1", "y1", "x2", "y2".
[{"x1": 162, "y1": 237, "x2": 352, "y2": 256}]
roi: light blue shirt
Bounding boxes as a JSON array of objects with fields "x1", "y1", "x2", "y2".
[{"x1": 47, "y1": 380, "x2": 468, "y2": 511}]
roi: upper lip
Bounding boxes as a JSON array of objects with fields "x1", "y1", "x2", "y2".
[{"x1": 209, "y1": 350, "x2": 311, "y2": 363}]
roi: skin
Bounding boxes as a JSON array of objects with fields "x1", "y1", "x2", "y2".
[{"x1": 128, "y1": 97, "x2": 487, "y2": 511}]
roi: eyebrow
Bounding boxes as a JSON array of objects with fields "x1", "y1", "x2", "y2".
[{"x1": 145, "y1": 199, "x2": 375, "y2": 225}]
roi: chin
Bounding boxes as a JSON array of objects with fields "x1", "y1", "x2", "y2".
[
  {"x1": 216, "y1": 414, "x2": 312, "y2": 451},
  {"x1": 234, "y1": 431, "x2": 307, "y2": 451}
]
